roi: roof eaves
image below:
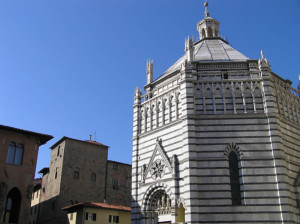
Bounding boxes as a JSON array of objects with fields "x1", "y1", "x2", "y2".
[
  {"x1": 50, "y1": 136, "x2": 109, "y2": 150},
  {"x1": 0, "y1": 124, "x2": 53, "y2": 145}
]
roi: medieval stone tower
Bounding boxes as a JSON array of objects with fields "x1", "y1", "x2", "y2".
[{"x1": 132, "y1": 2, "x2": 300, "y2": 224}]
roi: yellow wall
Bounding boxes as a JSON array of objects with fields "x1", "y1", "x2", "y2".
[
  {"x1": 31, "y1": 189, "x2": 41, "y2": 206},
  {"x1": 85, "y1": 207, "x2": 130, "y2": 224},
  {"x1": 67, "y1": 207, "x2": 130, "y2": 224},
  {"x1": 30, "y1": 189, "x2": 41, "y2": 224},
  {"x1": 67, "y1": 212, "x2": 77, "y2": 224}
]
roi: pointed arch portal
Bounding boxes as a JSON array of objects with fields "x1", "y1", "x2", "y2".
[
  {"x1": 2, "y1": 187, "x2": 22, "y2": 224},
  {"x1": 143, "y1": 185, "x2": 175, "y2": 224}
]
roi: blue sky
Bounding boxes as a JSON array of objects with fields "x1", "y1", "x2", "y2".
[{"x1": 0, "y1": 0, "x2": 299, "y2": 177}]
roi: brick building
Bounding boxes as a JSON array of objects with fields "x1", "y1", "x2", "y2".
[
  {"x1": 0, "y1": 124, "x2": 53, "y2": 224},
  {"x1": 32, "y1": 136, "x2": 131, "y2": 224}
]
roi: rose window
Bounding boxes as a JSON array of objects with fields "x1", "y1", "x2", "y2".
[{"x1": 150, "y1": 159, "x2": 165, "y2": 179}]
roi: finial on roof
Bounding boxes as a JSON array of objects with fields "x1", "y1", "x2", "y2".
[
  {"x1": 146, "y1": 59, "x2": 153, "y2": 84},
  {"x1": 204, "y1": 0, "x2": 210, "y2": 17},
  {"x1": 261, "y1": 50, "x2": 264, "y2": 59}
]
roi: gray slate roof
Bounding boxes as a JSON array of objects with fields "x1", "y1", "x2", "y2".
[{"x1": 159, "y1": 38, "x2": 249, "y2": 81}]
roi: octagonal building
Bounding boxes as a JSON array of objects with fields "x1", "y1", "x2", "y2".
[{"x1": 132, "y1": 3, "x2": 300, "y2": 224}]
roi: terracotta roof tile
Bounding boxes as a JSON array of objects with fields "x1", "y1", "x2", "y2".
[
  {"x1": 0, "y1": 124, "x2": 53, "y2": 145},
  {"x1": 62, "y1": 202, "x2": 131, "y2": 212}
]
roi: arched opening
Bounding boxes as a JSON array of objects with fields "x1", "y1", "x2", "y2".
[
  {"x1": 215, "y1": 29, "x2": 219, "y2": 37},
  {"x1": 229, "y1": 151, "x2": 241, "y2": 205},
  {"x1": 201, "y1": 28, "x2": 206, "y2": 38},
  {"x1": 145, "y1": 189, "x2": 172, "y2": 224},
  {"x1": 207, "y1": 27, "x2": 213, "y2": 37},
  {"x1": 55, "y1": 167, "x2": 58, "y2": 179},
  {"x1": 176, "y1": 203, "x2": 185, "y2": 223},
  {"x1": 57, "y1": 146, "x2": 60, "y2": 157},
  {"x1": 2, "y1": 187, "x2": 22, "y2": 223},
  {"x1": 234, "y1": 87, "x2": 244, "y2": 114}
]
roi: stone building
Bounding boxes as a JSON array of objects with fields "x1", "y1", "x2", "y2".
[
  {"x1": 33, "y1": 136, "x2": 131, "y2": 224},
  {"x1": 132, "y1": 3, "x2": 300, "y2": 224},
  {"x1": 0, "y1": 124, "x2": 53, "y2": 224}
]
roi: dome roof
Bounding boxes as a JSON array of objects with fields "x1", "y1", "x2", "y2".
[{"x1": 159, "y1": 38, "x2": 249, "y2": 80}]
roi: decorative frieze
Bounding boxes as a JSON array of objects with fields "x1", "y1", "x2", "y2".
[
  {"x1": 139, "y1": 87, "x2": 181, "y2": 134},
  {"x1": 193, "y1": 80, "x2": 264, "y2": 115}
]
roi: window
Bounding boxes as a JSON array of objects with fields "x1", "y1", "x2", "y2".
[
  {"x1": 90, "y1": 172, "x2": 96, "y2": 182},
  {"x1": 229, "y1": 151, "x2": 241, "y2": 205},
  {"x1": 113, "y1": 164, "x2": 118, "y2": 170},
  {"x1": 55, "y1": 168, "x2": 58, "y2": 179},
  {"x1": 57, "y1": 146, "x2": 60, "y2": 157},
  {"x1": 2, "y1": 188, "x2": 21, "y2": 223},
  {"x1": 85, "y1": 212, "x2": 96, "y2": 221},
  {"x1": 113, "y1": 179, "x2": 119, "y2": 190},
  {"x1": 51, "y1": 201, "x2": 56, "y2": 210},
  {"x1": 109, "y1": 215, "x2": 119, "y2": 223},
  {"x1": 223, "y1": 73, "x2": 228, "y2": 79},
  {"x1": 74, "y1": 171, "x2": 79, "y2": 179},
  {"x1": 6, "y1": 142, "x2": 24, "y2": 165},
  {"x1": 74, "y1": 168, "x2": 80, "y2": 179}
]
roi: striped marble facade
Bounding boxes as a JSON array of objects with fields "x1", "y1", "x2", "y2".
[{"x1": 132, "y1": 7, "x2": 300, "y2": 224}]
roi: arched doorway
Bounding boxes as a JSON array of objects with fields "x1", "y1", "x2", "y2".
[
  {"x1": 144, "y1": 189, "x2": 173, "y2": 224},
  {"x1": 176, "y1": 203, "x2": 185, "y2": 223},
  {"x1": 2, "y1": 187, "x2": 21, "y2": 224}
]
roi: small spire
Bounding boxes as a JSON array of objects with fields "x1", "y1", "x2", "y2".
[
  {"x1": 89, "y1": 135, "x2": 92, "y2": 141},
  {"x1": 146, "y1": 59, "x2": 153, "y2": 84},
  {"x1": 261, "y1": 50, "x2": 264, "y2": 59},
  {"x1": 204, "y1": 0, "x2": 210, "y2": 17}
]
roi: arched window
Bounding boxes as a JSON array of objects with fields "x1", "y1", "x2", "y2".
[
  {"x1": 177, "y1": 203, "x2": 185, "y2": 223},
  {"x1": 2, "y1": 188, "x2": 21, "y2": 223},
  {"x1": 229, "y1": 151, "x2": 241, "y2": 205},
  {"x1": 202, "y1": 28, "x2": 206, "y2": 38},
  {"x1": 207, "y1": 27, "x2": 213, "y2": 37},
  {"x1": 90, "y1": 172, "x2": 96, "y2": 182},
  {"x1": 57, "y1": 146, "x2": 60, "y2": 157},
  {"x1": 55, "y1": 168, "x2": 58, "y2": 179},
  {"x1": 6, "y1": 142, "x2": 24, "y2": 165},
  {"x1": 74, "y1": 168, "x2": 80, "y2": 179}
]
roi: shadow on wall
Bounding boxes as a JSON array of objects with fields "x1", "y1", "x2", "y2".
[{"x1": 34, "y1": 196, "x2": 69, "y2": 224}]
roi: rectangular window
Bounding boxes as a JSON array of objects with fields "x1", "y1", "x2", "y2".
[
  {"x1": 113, "y1": 164, "x2": 118, "y2": 170},
  {"x1": 109, "y1": 215, "x2": 119, "y2": 223},
  {"x1": 6, "y1": 143, "x2": 24, "y2": 165},
  {"x1": 86, "y1": 212, "x2": 96, "y2": 221},
  {"x1": 51, "y1": 201, "x2": 56, "y2": 210},
  {"x1": 113, "y1": 179, "x2": 119, "y2": 190}
]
